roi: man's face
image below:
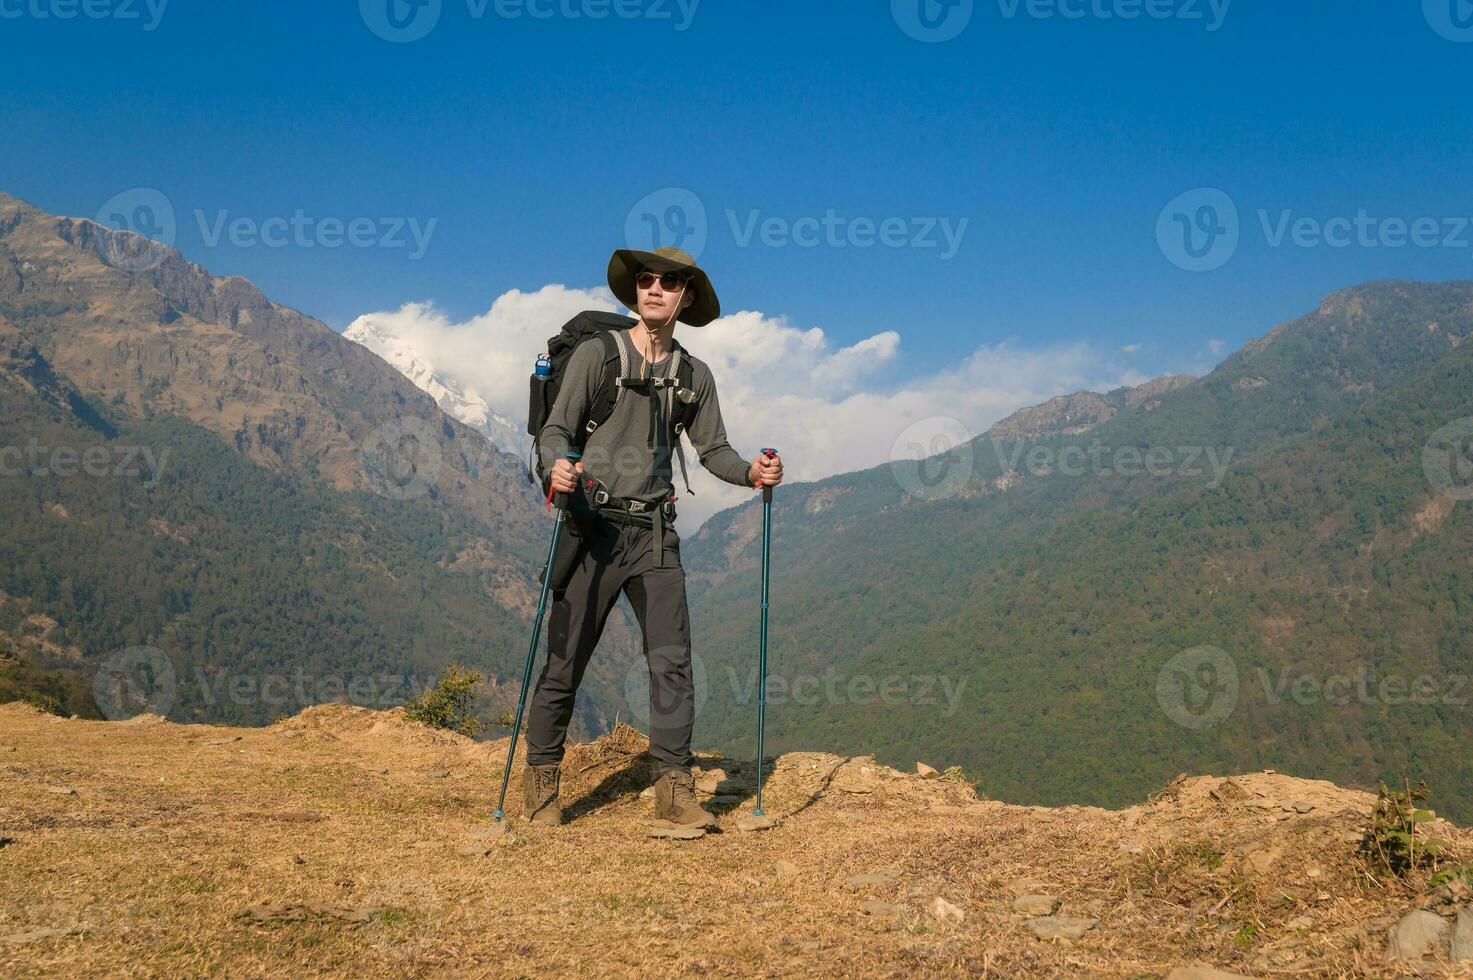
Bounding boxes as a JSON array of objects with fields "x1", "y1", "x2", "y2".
[{"x1": 636, "y1": 268, "x2": 694, "y2": 324}]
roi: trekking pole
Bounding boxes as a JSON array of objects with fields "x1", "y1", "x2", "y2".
[
  {"x1": 752, "y1": 447, "x2": 777, "y2": 818},
  {"x1": 492, "y1": 450, "x2": 581, "y2": 823}
]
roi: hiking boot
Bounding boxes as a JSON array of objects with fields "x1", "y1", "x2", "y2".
[
  {"x1": 522, "y1": 763, "x2": 563, "y2": 825},
  {"x1": 653, "y1": 769, "x2": 716, "y2": 829}
]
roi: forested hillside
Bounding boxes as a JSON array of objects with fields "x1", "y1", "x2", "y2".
[{"x1": 684, "y1": 282, "x2": 1473, "y2": 821}]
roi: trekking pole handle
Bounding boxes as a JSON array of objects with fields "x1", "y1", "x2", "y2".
[
  {"x1": 551, "y1": 450, "x2": 582, "y2": 511},
  {"x1": 755, "y1": 447, "x2": 778, "y2": 502}
]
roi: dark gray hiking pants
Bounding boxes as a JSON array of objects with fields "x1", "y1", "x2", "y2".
[{"x1": 525, "y1": 517, "x2": 695, "y2": 776}]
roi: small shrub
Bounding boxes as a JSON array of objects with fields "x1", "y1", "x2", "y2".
[
  {"x1": 1362, "y1": 779, "x2": 1448, "y2": 876},
  {"x1": 1429, "y1": 863, "x2": 1473, "y2": 888},
  {"x1": 1180, "y1": 841, "x2": 1224, "y2": 872},
  {"x1": 403, "y1": 664, "x2": 486, "y2": 738}
]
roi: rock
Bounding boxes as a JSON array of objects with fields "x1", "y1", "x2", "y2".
[
  {"x1": 1027, "y1": 916, "x2": 1098, "y2": 941},
  {"x1": 46, "y1": 786, "x2": 77, "y2": 796},
  {"x1": 1118, "y1": 841, "x2": 1144, "y2": 854},
  {"x1": 1342, "y1": 830, "x2": 1364, "y2": 844},
  {"x1": 639, "y1": 787, "x2": 654, "y2": 799},
  {"x1": 916, "y1": 762, "x2": 939, "y2": 779},
  {"x1": 425, "y1": 769, "x2": 450, "y2": 779},
  {"x1": 1386, "y1": 909, "x2": 1449, "y2": 962},
  {"x1": 842, "y1": 869, "x2": 901, "y2": 890},
  {"x1": 204, "y1": 736, "x2": 242, "y2": 746},
  {"x1": 456, "y1": 843, "x2": 493, "y2": 857},
  {"x1": 1244, "y1": 850, "x2": 1276, "y2": 876},
  {"x1": 774, "y1": 860, "x2": 800, "y2": 880},
  {"x1": 736, "y1": 814, "x2": 780, "y2": 833},
  {"x1": 1453, "y1": 909, "x2": 1473, "y2": 963},
  {"x1": 0, "y1": 927, "x2": 75, "y2": 944},
  {"x1": 1285, "y1": 915, "x2": 1314, "y2": 930},
  {"x1": 1209, "y1": 778, "x2": 1250, "y2": 803},
  {"x1": 369, "y1": 767, "x2": 389, "y2": 775},
  {"x1": 1165, "y1": 968, "x2": 1253, "y2": 980},
  {"x1": 1, "y1": 745, "x2": 16, "y2": 752},
  {"x1": 468, "y1": 821, "x2": 510, "y2": 840},
  {"x1": 928, "y1": 896, "x2": 964, "y2": 925},
  {"x1": 694, "y1": 769, "x2": 726, "y2": 794},
  {"x1": 862, "y1": 900, "x2": 905, "y2": 918},
  {"x1": 410, "y1": 840, "x2": 436, "y2": 849},
  {"x1": 1012, "y1": 894, "x2": 1062, "y2": 917},
  {"x1": 648, "y1": 825, "x2": 706, "y2": 840},
  {"x1": 1292, "y1": 801, "x2": 1315, "y2": 814}
]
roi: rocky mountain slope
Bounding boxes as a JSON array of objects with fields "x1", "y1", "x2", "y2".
[
  {"x1": 0, "y1": 190, "x2": 648, "y2": 734},
  {"x1": 2, "y1": 703, "x2": 1470, "y2": 976}
]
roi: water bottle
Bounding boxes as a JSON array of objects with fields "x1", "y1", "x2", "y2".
[{"x1": 528, "y1": 353, "x2": 554, "y2": 440}]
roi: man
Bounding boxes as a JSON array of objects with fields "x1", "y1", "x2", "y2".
[{"x1": 526, "y1": 246, "x2": 783, "y2": 827}]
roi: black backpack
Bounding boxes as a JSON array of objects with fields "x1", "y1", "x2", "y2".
[{"x1": 525, "y1": 310, "x2": 700, "y2": 495}]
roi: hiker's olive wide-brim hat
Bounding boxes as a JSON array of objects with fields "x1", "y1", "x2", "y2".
[{"x1": 607, "y1": 247, "x2": 720, "y2": 327}]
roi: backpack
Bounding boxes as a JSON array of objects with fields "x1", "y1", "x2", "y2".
[{"x1": 525, "y1": 310, "x2": 700, "y2": 496}]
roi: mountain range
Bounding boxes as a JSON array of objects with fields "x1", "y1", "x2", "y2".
[
  {"x1": 682, "y1": 280, "x2": 1473, "y2": 820},
  {"x1": 4, "y1": 190, "x2": 1471, "y2": 822},
  {"x1": 341, "y1": 314, "x2": 533, "y2": 464}
]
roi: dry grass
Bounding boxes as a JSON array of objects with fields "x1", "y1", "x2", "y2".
[{"x1": 1, "y1": 703, "x2": 1469, "y2": 978}]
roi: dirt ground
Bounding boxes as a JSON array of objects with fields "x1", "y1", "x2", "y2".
[{"x1": 1, "y1": 701, "x2": 1470, "y2": 978}]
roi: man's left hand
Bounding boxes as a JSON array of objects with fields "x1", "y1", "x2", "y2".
[{"x1": 748, "y1": 452, "x2": 783, "y2": 488}]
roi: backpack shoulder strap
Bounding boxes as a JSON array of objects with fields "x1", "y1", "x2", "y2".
[
  {"x1": 666, "y1": 345, "x2": 699, "y2": 496},
  {"x1": 584, "y1": 328, "x2": 627, "y2": 438}
]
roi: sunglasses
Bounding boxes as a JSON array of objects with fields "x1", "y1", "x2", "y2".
[{"x1": 636, "y1": 270, "x2": 691, "y2": 291}]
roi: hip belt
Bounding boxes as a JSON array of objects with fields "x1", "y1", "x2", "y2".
[{"x1": 580, "y1": 478, "x2": 678, "y2": 568}]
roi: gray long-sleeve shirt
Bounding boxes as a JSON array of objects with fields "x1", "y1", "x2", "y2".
[{"x1": 537, "y1": 328, "x2": 752, "y2": 505}]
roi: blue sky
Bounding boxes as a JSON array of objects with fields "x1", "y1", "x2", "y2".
[{"x1": 4, "y1": 0, "x2": 1472, "y2": 382}]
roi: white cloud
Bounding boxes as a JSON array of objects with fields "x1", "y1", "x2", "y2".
[
  {"x1": 1120, "y1": 343, "x2": 1141, "y2": 353},
  {"x1": 1208, "y1": 338, "x2": 1226, "y2": 356},
  {"x1": 346, "y1": 285, "x2": 1167, "y2": 529}
]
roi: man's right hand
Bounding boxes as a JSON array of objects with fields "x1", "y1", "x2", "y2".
[{"x1": 549, "y1": 457, "x2": 584, "y2": 495}]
